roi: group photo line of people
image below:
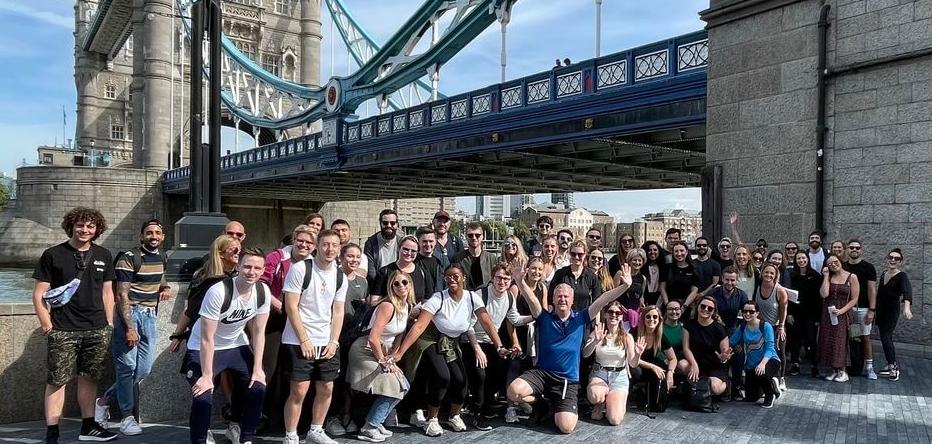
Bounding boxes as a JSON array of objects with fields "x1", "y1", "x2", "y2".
[{"x1": 32, "y1": 206, "x2": 915, "y2": 444}]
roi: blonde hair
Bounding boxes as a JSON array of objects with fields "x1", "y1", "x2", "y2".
[
  {"x1": 589, "y1": 248, "x2": 613, "y2": 290},
  {"x1": 500, "y1": 234, "x2": 529, "y2": 265},
  {"x1": 637, "y1": 305, "x2": 664, "y2": 351},
  {"x1": 292, "y1": 224, "x2": 317, "y2": 240},
  {"x1": 734, "y1": 245, "x2": 757, "y2": 279},
  {"x1": 194, "y1": 234, "x2": 240, "y2": 285},
  {"x1": 600, "y1": 301, "x2": 627, "y2": 348},
  {"x1": 387, "y1": 270, "x2": 415, "y2": 319}
]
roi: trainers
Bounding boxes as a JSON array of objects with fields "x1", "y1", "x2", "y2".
[
  {"x1": 889, "y1": 366, "x2": 900, "y2": 381},
  {"x1": 471, "y1": 416, "x2": 493, "y2": 431},
  {"x1": 424, "y1": 418, "x2": 443, "y2": 437},
  {"x1": 811, "y1": 367, "x2": 823, "y2": 379},
  {"x1": 119, "y1": 416, "x2": 142, "y2": 436},
  {"x1": 78, "y1": 423, "x2": 118, "y2": 441},
  {"x1": 448, "y1": 414, "x2": 467, "y2": 432},
  {"x1": 778, "y1": 377, "x2": 787, "y2": 392},
  {"x1": 878, "y1": 364, "x2": 893, "y2": 376},
  {"x1": 357, "y1": 425, "x2": 386, "y2": 443},
  {"x1": 788, "y1": 362, "x2": 801, "y2": 376},
  {"x1": 732, "y1": 387, "x2": 745, "y2": 402},
  {"x1": 762, "y1": 394, "x2": 775, "y2": 409},
  {"x1": 866, "y1": 368, "x2": 878, "y2": 380},
  {"x1": 307, "y1": 428, "x2": 338, "y2": 444},
  {"x1": 225, "y1": 423, "x2": 241, "y2": 444},
  {"x1": 834, "y1": 371, "x2": 849, "y2": 383},
  {"x1": 325, "y1": 417, "x2": 346, "y2": 436},
  {"x1": 94, "y1": 398, "x2": 110, "y2": 427},
  {"x1": 505, "y1": 406, "x2": 519, "y2": 423},
  {"x1": 376, "y1": 424, "x2": 393, "y2": 437},
  {"x1": 283, "y1": 432, "x2": 300, "y2": 444},
  {"x1": 344, "y1": 420, "x2": 359, "y2": 434},
  {"x1": 410, "y1": 410, "x2": 427, "y2": 428},
  {"x1": 770, "y1": 377, "x2": 782, "y2": 400},
  {"x1": 384, "y1": 409, "x2": 399, "y2": 427},
  {"x1": 825, "y1": 371, "x2": 838, "y2": 381}
]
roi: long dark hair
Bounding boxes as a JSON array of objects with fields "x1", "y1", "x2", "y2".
[
  {"x1": 670, "y1": 241, "x2": 696, "y2": 274},
  {"x1": 792, "y1": 251, "x2": 815, "y2": 277},
  {"x1": 642, "y1": 240, "x2": 662, "y2": 265}
]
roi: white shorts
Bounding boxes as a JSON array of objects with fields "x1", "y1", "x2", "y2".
[{"x1": 849, "y1": 307, "x2": 873, "y2": 337}]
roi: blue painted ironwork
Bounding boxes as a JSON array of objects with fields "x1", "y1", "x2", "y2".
[{"x1": 162, "y1": 30, "x2": 708, "y2": 186}]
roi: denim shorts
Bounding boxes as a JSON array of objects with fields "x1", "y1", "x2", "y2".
[{"x1": 591, "y1": 364, "x2": 630, "y2": 391}]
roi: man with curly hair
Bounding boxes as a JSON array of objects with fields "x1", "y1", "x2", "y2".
[{"x1": 32, "y1": 207, "x2": 117, "y2": 443}]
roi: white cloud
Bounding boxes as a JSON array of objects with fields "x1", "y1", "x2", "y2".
[{"x1": 0, "y1": 2, "x2": 71, "y2": 29}]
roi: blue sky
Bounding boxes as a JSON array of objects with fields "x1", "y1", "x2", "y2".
[{"x1": 0, "y1": 0, "x2": 708, "y2": 221}]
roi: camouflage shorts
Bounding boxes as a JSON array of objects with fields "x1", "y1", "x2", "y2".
[{"x1": 47, "y1": 326, "x2": 112, "y2": 387}]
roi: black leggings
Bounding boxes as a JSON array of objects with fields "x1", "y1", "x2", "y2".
[
  {"x1": 787, "y1": 316, "x2": 818, "y2": 367},
  {"x1": 463, "y1": 342, "x2": 509, "y2": 414},
  {"x1": 743, "y1": 360, "x2": 781, "y2": 401},
  {"x1": 419, "y1": 344, "x2": 467, "y2": 408},
  {"x1": 876, "y1": 306, "x2": 900, "y2": 365}
]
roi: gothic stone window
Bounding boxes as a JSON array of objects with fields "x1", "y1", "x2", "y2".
[
  {"x1": 261, "y1": 53, "x2": 281, "y2": 76},
  {"x1": 275, "y1": 0, "x2": 291, "y2": 15},
  {"x1": 111, "y1": 118, "x2": 125, "y2": 140},
  {"x1": 105, "y1": 83, "x2": 116, "y2": 99},
  {"x1": 231, "y1": 39, "x2": 257, "y2": 60}
]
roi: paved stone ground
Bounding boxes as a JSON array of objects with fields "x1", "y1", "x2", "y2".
[{"x1": 2, "y1": 354, "x2": 930, "y2": 444}]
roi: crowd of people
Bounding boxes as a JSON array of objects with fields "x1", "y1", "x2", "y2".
[{"x1": 32, "y1": 207, "x2": 915, "y2": 444}]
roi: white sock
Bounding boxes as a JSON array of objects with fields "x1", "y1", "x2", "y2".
[
  {"x1": 310, "y1": 424, "x2": 323, "y2": 432},
  {"x1": 285, "y1": 431, "x2": 299, "y2": 438}
]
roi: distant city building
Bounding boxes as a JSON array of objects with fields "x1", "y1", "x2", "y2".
[
  {"x1": 551, "y1": 192, "x2": 575, "y2": 208},
  {"x1": 476, "y1": 195, "x2": 507, "y2": 220},
  {"x1": 641, "y1": 209, "x2": 702, "y2": 244},
  {"x1": 616, "y1": 220, "x2": 666, "y2": 247},
  {"x1": 37, "y1": 145, "x2": 90, "y2": 167},
  {"x1": 397, "y1": 197, "x2": 456, "y2": 229},
  {"x1": 509, "y1": 194, "x2": 534, "y2": 217},
  {"x1": 518, "y1": 204, "x2": 614, "y2": 238}
]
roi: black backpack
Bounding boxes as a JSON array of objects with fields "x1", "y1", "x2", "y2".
[
  {"x1": 185, "y1": 276, "x2": 266, "y2": 324},
  {"x1": 342, "y1": 300, "x2": 393, "y2": 346},
  {"x1": 687, "y1": 377, "x2": 718, "y2": 413},
  {"x1": 113, "y1": 247, "x2": 169, "y2": 300},
  {"x1": 299, "y1": 258, "x2": 344, "y2": 299}
]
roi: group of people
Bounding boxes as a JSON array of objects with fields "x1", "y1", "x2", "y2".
[{"x1": 31, "y1": 207, "x2": 915, "y2": 444}]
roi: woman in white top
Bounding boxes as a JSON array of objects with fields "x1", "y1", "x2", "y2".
[
  {"x1": 583, "y1": 301, "x2": 645, "y2": 426},
  {"x1": 391, "y1": 264, "x2": 509, "y2": 437},
  {"x1": 347, "y1": 270, "x2": 414, "y2": 443},
  {"x1": 540, "y1": 235, "x2": 559, "y2": 286}
]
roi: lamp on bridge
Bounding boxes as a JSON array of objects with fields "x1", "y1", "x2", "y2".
[{"x1": 165, "y1": 0, "x2": 230, "y2": 281}]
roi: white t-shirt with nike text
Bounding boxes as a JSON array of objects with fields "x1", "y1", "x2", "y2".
[{"x1": 188, "y1": 279, "x2": 271, "y2": 351}]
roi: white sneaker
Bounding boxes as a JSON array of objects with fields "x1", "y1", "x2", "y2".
[
  {"x1": 325, "y1": 417, "x2": 346, "y2": 436},
  {"x1": 866, "y1": 368, "x2": 878, "y2": 380},
  {"x1": 225, "y1": 423, "x2": 241, "y2": 444},
  {"x1": 94, "y1": 398, "x2": 110, "y2": 427},
  {"x1": 834, "y1": 371, "x2": 849, "y2": 383},
  {"x1": 357, "y1": 425, "x2": 386, "y2": 443},
  {"x1": 283, "y1": 432, "x2": 300, "y2": 444},
  {"x1": 778, "y1": 377, "x2": 787, "y2": 392},
  {"x1": 307, "y1": 428, "x2": 338, "y2": 444},
  {"x1": 376, "y1": 423, "x2": 393, "y2": 437},
  {"x1": 824, "y1": 371, "x2": 838, "y2": 381},
  {"x1": 119, "y1": 416, "x2": 142, "y2": 436},
  {"x1": 410, "y1": 410, "x2": 427, "y2": 428},
  {"x1": 424, "y1": 418, "x2": 443, "y2": 437},
  {"x1": 447, "y1": 414, "x2": 467, "y2": 432},
  {"x1": 505, "y1": 406, "x2": 519, "y2": 423}
]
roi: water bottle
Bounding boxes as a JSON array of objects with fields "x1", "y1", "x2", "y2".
[{"x1": 828, "y1": 305, "x2": 838, "y2": 326}]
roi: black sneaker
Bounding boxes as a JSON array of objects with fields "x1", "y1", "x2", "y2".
[
  {"x1": 889, "y1": 366, "x2": 900, "y2": 381},
  {"x1": 731, "y1": 387, "x2": 745, "y2": 402},
  {"x1": 770, "y1": 377, "x2": 782, "y2": 400},
  {"x1": 762, "y1": 394, "x2": 775, "y2": 409},
  {"x1": 788, "y1": 363, "x2": 801, "y2": 376},
  {"x1": 78, "y1": 424, "x2": 118, "y2": 441},
  {"x1": 471, "y1": 416, "x2": 494, "y2": 431},
  {"x1": 811, "y1": 367, "x2": 823, "y2": 379},
  {"x1": 45, "y1": 435, "x2": 59, "y2": 444}
]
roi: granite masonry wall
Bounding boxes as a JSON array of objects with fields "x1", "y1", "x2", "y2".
[{"x1": 703, "y1": 0, "x2": 932, "y2": 345}]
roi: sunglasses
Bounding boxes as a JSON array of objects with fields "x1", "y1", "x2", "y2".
[
  {"x1": 493, "y1": 276, "x2": 510, "y2": 282},
  {"x1": 74, "y1": 252, "x2": 88, "y2": 271},
  {"x1": 849, "y1": 246, "x2": 862, "y2": 250},
  {"x1": 559, "y1": 236, "x2": 573, "y2": 242},
  {"x1": 538, "y1": 224, "x2": 551, "y2": 229},
  {"x1": 888, "y1": 255, "x2": 902, "y2": 261},
  {"x1": 570, "y1": 252, "x2": 585, "y2": 258},
  {"x1": 606, "y1": 310, "x2": 623, "y2": 316},
  {"x1": 753, "y1": 256, "x2": 764, "y2": 261},
  {"x1": 467, "y1": 233, "x2": 482, "y2": 239},
  {"x1": 502, "y1": 241, "x2": 516, "y2": 247},
  {"x1": 621, "y1": 238, "x2": 634, "y2": 244},
  {"x1": 380, "y1": 221, "x2": 397, "y2": 226},
  {"x1": 588, "y1": 235, "x2": 601, "y2": 240},
  {"x1": 719, "y1": 244, "x2": 731, "y2": 249},
  {"x1": 226, "y1": 248, "x2": 241, "y2": 255},
  {"x1": 400, "y1": 247, "x2": 417, "y2": 255},
  {"x1": 785, "y1": 246, "x2": 798, "y2": 250},
  {"x1": 699, "y1": 304, "x2": 715, "y2": 312},
  {"x1": 742, "y1": 309, "x2": 757, "y2": 314},
  {"x1": 643, "y1": 314, "x2": 660, "y2": 320},
  {"x1": 444, "y1": 274, "x2": 462, "y2": 281},
  {"x1": 589, "y1": 256, "x2": 604, "y2": 262},
  {"x1": 696, "y1": 244, "x2": 708, "y2": 248},
  {"x1": 226, "y1": 231, "x2": 245, "y2": 239},
  {"x1": 667, "y1": 306, "x2": 682, "y2": 312},
  {"x1": 392, "y1": 280, "x2": 409, "y2": 288}
]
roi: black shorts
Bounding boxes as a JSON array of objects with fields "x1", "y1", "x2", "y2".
[
  {"x1": 518, "y1": 369, "x2": 580, "y2": 414},
  {"x1": 703, "y1": 367, "x2": 730, "y2": 383},
  {"x1": 283, "y1": 344, "x2": 341, "y2": 382}
]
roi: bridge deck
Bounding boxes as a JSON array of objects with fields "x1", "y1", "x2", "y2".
[{"x1": 6, "y1": 354, "x2": 930, "y2": 443}]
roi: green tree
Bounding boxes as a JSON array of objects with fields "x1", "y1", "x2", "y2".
[
  {"x1": 450, "y1": 219, "x2": 463, "y2": 238},
  {"x1": 507, "y1": 219, "x2": 531, "y2": 242},
  {"x1": 0, "y1": 183, "x2": 10, "y2": 209}
]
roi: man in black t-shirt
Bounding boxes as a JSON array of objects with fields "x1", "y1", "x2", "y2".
[
  {"x1": 693, "y1": 237, "x2": 722, "y2": 297},
  {"x1": 842, "y1": 239, "x2": 878, "y2": 379},
  {"x1": 32, "y1": 207, "x2": 117, "y2": 443}
]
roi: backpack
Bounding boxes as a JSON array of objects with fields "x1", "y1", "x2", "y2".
[
  {"x1": 687, "y1": 377, "x2": 718, "y2": 413},
  {"x1": 299, "y1": 258, "x2": 344, "y2": 299},
  {"x1": 479, "y1": 284, "x2": 513, "y2": 313},
  {"x1": 113, "y1": 247, "x2": 169, "y2": 301},
  {"x1": 342, "y1": 300, "x2": 394, "y2": 346},
  {"x1": 646, "y1": 376, "x2": 669, "y2": 413},
  {"x1": 185, "y1": 276, "x2": 266, "y2": 324}
]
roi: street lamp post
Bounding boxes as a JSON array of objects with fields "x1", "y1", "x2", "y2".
[{"x1": 595, "y1": 0, "x2": 603, "y2": 57}]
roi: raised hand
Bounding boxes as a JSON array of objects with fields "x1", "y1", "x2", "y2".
[
  {"x1": 729, "y1": 211, "x2": 738, "y2": 226},
  {"x1": 617, "y1": 263, "x2": 633, "y2": 288},
  {"x1": 511, "y1": 258, "x2": 527, "y2": 283},
  {"x1": 634, "y1": 336, "x2": 647, "y2": 356}
]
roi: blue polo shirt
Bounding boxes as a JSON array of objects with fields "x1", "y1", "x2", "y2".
[{"x1": 536, "y1": 308, "x2": 591, "y2": 381}]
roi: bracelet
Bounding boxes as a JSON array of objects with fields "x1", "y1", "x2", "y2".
[
  {"x1": 868, "y1": 308, "x2": 876, "y2": 311},
  {"x1": 301, "y1": 338, "x2": 311, "y2": 344},
  {"x1": 329, "y1": 340, "x2": 340, "y2": 347}
]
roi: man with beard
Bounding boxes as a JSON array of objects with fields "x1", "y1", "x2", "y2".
[
  {"x1": 431, "y1": 210, "x2": 463, "y2": 271},
  {"x1": 364, "y1": 209, "x2": 403, "y2": 288},
  {"x1": 453, "y1": 222, "x2": 498, "y2": 291},
  {"x1": 416, "y1": 226, "x2": 444, "y2": 293},
  {"x1": 842, "y1": 239, "x2": 878, "y2": 380},
  {"x1": 806, "y1": 231, "x2": 829, "y2": 275},
  {"x1": 693, "y1": 237, "x2": 721, "y2": 297},
  {"x1": 555, "y1": 229, "x2": 574, "y2": 269},
  {"x1": 526, "y1": 216, "x2": 555, "y2": 257},
  {"x1": 662, "y1": 228, "x2": 681, "y2": 264},
  {"x1": 331, "y1": 219, "x2": 367, "y2": 279},
  {"x1": 96, "y1": 219, "x2": 171, "y2": 436},
  {"x1": 585, "y1": 228, "x2": 602, "y2": 250}
]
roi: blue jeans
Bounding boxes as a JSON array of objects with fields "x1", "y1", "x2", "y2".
[
  {"x1": 367, "y1": 395, "x2": 401, "y2": 427},
  {"x1": 105, "y1": 306, "x2": 157, "y2": 416}
]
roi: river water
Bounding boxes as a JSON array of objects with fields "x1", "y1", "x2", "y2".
[{"x1": 0, "y1": 268, "x2": 33, "y2": 303}]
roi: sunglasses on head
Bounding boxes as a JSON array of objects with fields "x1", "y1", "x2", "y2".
[{"x1": 392, "y1": 280, "x2": 409, "y2": 288}]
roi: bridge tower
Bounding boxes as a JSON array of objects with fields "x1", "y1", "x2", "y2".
[{"x1": 131, "y1": 0, "x2": 174, "y2": 169}]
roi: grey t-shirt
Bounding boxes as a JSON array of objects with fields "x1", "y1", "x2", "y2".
[
  {"x1": 343, "y1": 274, "x2": 369, "y2": 317},
  {"x1": 378, "y1": 237, "x2": 398, "y2": 268}
]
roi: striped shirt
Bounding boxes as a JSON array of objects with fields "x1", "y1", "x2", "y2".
[{"x1": 115, "y1": 247, "x2": 166, "y2": 308}]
